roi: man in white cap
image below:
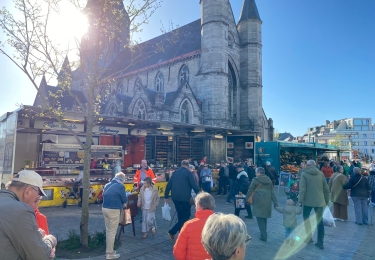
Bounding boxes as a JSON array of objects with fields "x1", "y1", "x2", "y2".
[{"x1": 0, "y1": 170, "x2": 57, "y2": 259}]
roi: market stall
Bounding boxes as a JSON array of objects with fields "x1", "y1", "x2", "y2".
[{"x1": 255, "y1": 141, "x2": 340, "y2": 180}]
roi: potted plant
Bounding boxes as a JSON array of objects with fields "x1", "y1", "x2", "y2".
[{"x1": 24, "y1": 159, "x2": 31, "y2": 169}]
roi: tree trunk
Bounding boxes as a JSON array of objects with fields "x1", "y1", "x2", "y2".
[{"x1": 80, "y1": 117, "x2": 94, "y2": 248}]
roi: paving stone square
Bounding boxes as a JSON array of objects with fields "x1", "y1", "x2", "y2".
[{"x1": 41, "y1": 188, "x2": 375, "y2": 260}]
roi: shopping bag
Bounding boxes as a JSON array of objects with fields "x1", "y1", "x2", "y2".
[
  {"x1": 119, "y1": 208, "x2": 132, "y2": 225},
  {"x1": 162, "y1": 202, "x2": 171, "y2": 221},
  {"x1": 235, "y1": 195, "x2": 246, "y2": 209},
  {"x1": 323, "y1": 206, "x2": 336, "y2": 227}
]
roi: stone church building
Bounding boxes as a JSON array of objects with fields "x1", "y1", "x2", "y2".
[{"x1": 35, "y1": 0, "x2": 274, "y2": 165}]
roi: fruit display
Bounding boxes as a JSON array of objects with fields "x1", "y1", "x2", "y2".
[{"x1": 280, "y1": 150, "x2": 313, "y2": 173}]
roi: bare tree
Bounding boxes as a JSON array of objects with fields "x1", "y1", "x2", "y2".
[{"x1": 0, "y1": 0, "x2": 170, "y2": 247}]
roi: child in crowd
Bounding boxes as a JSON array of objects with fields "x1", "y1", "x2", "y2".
[
  {"x1": 137, "y1": 177, "x2": 160, "y2": 239},
  {"x1": 275, "y1": 199, "x2": 302, "y2": 246}
]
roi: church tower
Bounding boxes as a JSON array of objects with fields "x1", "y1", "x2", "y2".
[
  {"x1": 237, "y1": 0, "x2": 263, "y2": 132},
  {"x1": 198, "y1": 0, "x2": 231, "y2": 127},
  {"x1": 81, "y1": 0, "x2": 130, "y2": 70}
]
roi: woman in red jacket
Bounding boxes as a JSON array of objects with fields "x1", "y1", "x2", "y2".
[{"x1": 173, "y1": 192, "x2": 214, "y2": 260}]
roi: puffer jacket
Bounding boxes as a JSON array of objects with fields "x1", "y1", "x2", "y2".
[
  {"x1": 0, "y1": 190, "x2": 54, "y2": 260},
  {"x1": 235, "y1": 170, "x2": 250, "y2": 194},
  {"x1": 139, "y1": 185, "x2": 160, "y2": 213},
  {"x1": 343, "y1": 174, "x2": 371, "y2": 198},
  {"x1": 298, "y1": 166, "x2": 329, "y2": 207},
  {"x1": 173, "y1": 210, "x2": 214, "y2": 260},
  {"x1": 275, "y1": 205, "x2": 302, "y2": 228},
  {"x1": 246, "y1": 175, "x2": 278, "y2": 218}
]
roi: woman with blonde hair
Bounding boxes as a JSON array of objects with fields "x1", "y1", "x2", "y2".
[
  {"x1": 202, "y1": 213, "x2": 251, "y2": 260},
  {"x1": 137, "y1": 177, "x2": 160, "y2": 238}
]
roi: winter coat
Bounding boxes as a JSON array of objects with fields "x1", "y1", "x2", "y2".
[
  {"x1": 343, "y1": 174, "x2": 371, "y2": 198},
  {"x1": 134, "y1": 167, "x2": 157, "y2": 189},
  {"x1": 328, "y1": 172, "x2": 349, "y2": 206},
  {"x1": 368, "y1": 175, "x2": 375, "y2": 191},
  {"x1": 235, "y1": 170, "x2": 250, "y2": 195},
  {"x1": 102, "y1": 179, "x2": 128, "y2": 210},
  {"x1": 266, "y1": 165, "x2": 278, "y2": 185},
  {"x1": 321, "y1": 166, "x2": 334, "y2": 178},
  {"x1": 298, "y1": 166, "x2": 329, "y2": 207},
  {"x1": 219, "y1": 166, "x2": 229, "y2": 180},
  {"x1": 173, "y1": 210, "x2": 214, "y2": 260},
  {"x1": 0, "y1": 190, "x2": 54, "y2": 260},
  {"x1": 246, "y1": 175, "x2": 278, "y2": 218},
  {"x1": 200, "y1": 168, "x2": 212, "y2": 183},
  {"x1": 228, "y1": 164, "x2": 238, "y2": 180},
  {"x1": 139, "y1": 185, "x2": 160, "y2": 213},
  {"x1": 165, "y1": 167, "x2": 200, "y2": 202},
  {"x1": 275, "y1": 205, "x2": 302, "y2": 228}
]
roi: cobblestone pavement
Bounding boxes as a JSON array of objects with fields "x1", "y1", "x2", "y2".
[{"x1": 42, "y1": 188, "x2": 375, "y2": 260}]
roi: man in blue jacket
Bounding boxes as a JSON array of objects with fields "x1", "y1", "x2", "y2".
[{"x1": 165, "y1": 160, "x2": 200, "y2": 242}]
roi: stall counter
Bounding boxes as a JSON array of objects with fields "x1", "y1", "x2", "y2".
[{"x1": 39, "y1": 181, "x2": 169, "y2": 207}]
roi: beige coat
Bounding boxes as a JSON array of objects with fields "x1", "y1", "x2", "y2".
[
  {"x1": 328, "y1": 172, "x2": 349, "y2": 206},
  {"x1": 139, "y1": 185, "x2": 160, "y2": 213}
]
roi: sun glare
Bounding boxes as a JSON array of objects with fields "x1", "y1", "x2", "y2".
[{"x1": 48, "y1": 2, "x2": 88, "y2": 44}]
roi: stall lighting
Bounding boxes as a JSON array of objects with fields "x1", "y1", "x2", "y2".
[
  {"x1": 161, "y1": 131, "x2": 174, "y2": 135},
  {"x1": 214, "y1": 134, "x2": 223, "y2": 139},
  {"x1": 157, "y1": 124, "x2": 173, "y2": 131},
  {"x1": 117, "y1": 121, "x2": 122, "y2": 124},
  {"x1": 228, "y1": 132, "x2": 232, "y2": 135},
  {"x1": 128, "y1": 123, "x2": 135, "y2": 126},
  {"x1": 191, "y1": 128, "x2": 205, "y2": 133}
]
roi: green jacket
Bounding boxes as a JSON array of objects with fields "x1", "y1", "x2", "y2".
[
  {"x1": 343, "y1": 165, "x2": 350, "y2": 176},
  {"x1": 246, "y1": 175, "x2": 278, "y2": 218},
  {"x1": 298, "y1": 166, "x2": 329, "y2": 207}
]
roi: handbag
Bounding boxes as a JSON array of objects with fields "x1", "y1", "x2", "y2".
[
  {"x1": 119, "y1": 208, "x2": 132, "y2": 225},
  {"x1": 246, "y1": 183, "x2": 262, "y2": 205}
]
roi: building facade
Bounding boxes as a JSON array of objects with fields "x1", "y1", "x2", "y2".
[
  {"x1": 34, "y1": 0, "x2": 273, "y2": 164},
  {"x1": 303, "y1": 118, "x2": 375, "y2": 160}
]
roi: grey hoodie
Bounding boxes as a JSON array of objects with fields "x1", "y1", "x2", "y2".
[{"x1": 0, "y1": 190, "x2": 54, "y2": 260}]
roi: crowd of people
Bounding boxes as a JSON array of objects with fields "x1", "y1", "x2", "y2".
[{"x1": 1, "y1": 157, "x2": 374, "y2": 260}]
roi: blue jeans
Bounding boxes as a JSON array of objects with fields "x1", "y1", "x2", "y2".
[
  {"x1": 285, "y1": 227, "x2": 295, "y2": 239},
  {"x1": 352, "y1": 197, "x2": 369, "y2": 224},
  {"x1": 226, "y1": 179, "x2": 236, "y2": 202},
  {"x1": 202, "y1": 182, "x2": 211, "y2": 193}
]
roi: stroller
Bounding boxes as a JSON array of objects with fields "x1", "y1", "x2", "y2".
[
  {"x1": 62, "y1": 182, "x2": 82, "y2": 208},
  {"x1": 284, "y1": 180, "x2": 299, "y2": 205}
]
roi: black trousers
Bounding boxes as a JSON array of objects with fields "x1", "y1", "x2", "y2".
[
  {"x1": 217, "y1": 177, "x2": 229, "y2": 195},
  {"x1": 169, "y1": 200, "x2": 191, "y2": 235},
  {"x1": 303, "y1": 206, "x2": 324, "y2": 245},
  {"x1": 234, "y1": 204, "x2": 252, "y2": 217},
  {"x1": 256, "y1": 217, "x2": 268, "y2": 240}
]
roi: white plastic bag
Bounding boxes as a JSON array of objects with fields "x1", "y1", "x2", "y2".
[
  {"x1": 162, "y1": 202, "x2": 171, "y2": 221},
  {"x1": 323, "y1": 206, "x2": 336, "y2": 227}
]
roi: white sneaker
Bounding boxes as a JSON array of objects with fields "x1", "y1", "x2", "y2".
[{"x1": 106, "y1": 253, "x2": 120, "y2": 259}]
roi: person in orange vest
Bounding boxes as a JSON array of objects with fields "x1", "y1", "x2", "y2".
[{"x1": 134, "y1": 160, "x2": 157, "y2": 190}]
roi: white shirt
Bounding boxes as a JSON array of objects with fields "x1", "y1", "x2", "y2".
[{"x1": 143, "y1": 188, "x2": 152, "y2": 210}]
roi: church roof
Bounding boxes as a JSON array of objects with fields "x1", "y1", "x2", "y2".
[
  {"x1": 103, "y1": 19, "x2": 201, "y2": 79},
  {"x1": 238, "y1": 0, "x2": 261, "y2": 23},
  {"x1": 36, "y1": 85, "x2": 87, "y2": 110}
]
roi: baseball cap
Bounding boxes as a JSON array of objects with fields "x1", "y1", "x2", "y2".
[{"x1": 12, "y1": 170, "x2": 46, "y2": 196}]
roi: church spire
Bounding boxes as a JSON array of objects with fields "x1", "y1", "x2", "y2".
[
  {"x1": 238, "y1": 0, "x2": 261, "y2": 24},
  {"x1": 57, "y1": 55, "x2": 71, "y2": 85}
]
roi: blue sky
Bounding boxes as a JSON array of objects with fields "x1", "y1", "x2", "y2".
[{"x1": 0, "y1": 0, "x2": 374, "y2": 136}]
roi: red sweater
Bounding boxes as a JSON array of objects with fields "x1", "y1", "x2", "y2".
[
  {"x1": 173, "y1": 210, "x2": 214, "y2": 260},
  {"x1": 321, "y1": 166, "x2": 334, "y2": 178}
]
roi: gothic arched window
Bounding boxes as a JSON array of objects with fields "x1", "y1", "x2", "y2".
[
  {"x1": 133, "y1": 99, "x2": 146, "y2": 120},
  {"x1": 155, "y1": 72, "x2": 164, "y2": 92},
  {"x1": 108, "y1": 104, "x2": 117, "y2": 116},
  {"x1": 135, "y1": 78, "x2": 142, "y2": 90},
  {"x1": 180, "y1": 100, "x2": 191, "y2": 124},
  {"x1": 179, "y1": 65, "x2": 189, "y2": 84}
]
